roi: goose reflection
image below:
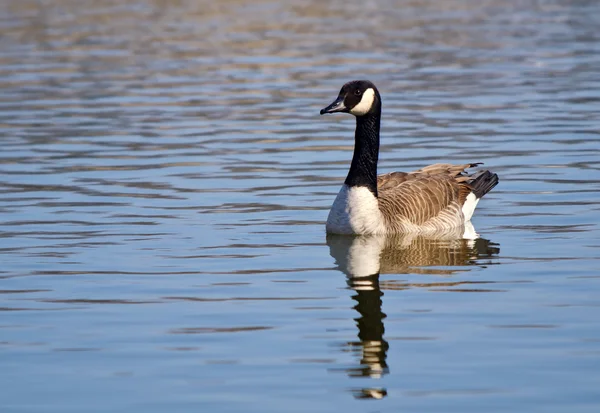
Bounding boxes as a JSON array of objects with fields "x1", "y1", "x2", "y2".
[{"x1": 326, "y1": 224, "x2": 500, "y2": 400}]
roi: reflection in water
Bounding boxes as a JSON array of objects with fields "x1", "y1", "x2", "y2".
[
  {"x1": 346, "y1": 271, "x2": 388, "y2": 400},
  {"x1": 327, "y1": 227, "x2": 500, "y2": 399}
]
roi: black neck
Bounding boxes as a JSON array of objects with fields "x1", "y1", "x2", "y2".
[{"x1": 344, "y1": 109, "x2": 381, "y2": 197}]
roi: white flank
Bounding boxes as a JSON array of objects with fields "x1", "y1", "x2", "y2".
[
  {"x1": 350, "y1": 88, "x2": 375, "y2": 116},
  {"x1": 461, "y1": 192, "x2": 480, "y2": 222},
  {"x1": 326, "y1": 184, "x2": 385, "y2": 235}
]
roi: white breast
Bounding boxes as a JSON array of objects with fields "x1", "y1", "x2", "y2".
[{"x1": 326, "y1": 184, "x2": 385, "y2": 235}]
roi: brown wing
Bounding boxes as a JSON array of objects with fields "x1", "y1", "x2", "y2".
[
  {"x1": 377, "y1": 163, "x2": 480, "y2": 188},
  {"x1": 377, "y1": 171, "x2": 411, "y2": 191},
  {"x1": 376, "y1": 163, "x2": 477, "y2": 228}
]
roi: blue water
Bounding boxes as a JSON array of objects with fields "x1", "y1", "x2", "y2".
[{"x1": 1, "y1": 1, "x2": 600, "y2": 412}]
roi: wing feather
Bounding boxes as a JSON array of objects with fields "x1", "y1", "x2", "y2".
[{"x1": 376, "y1": 163, "x2": 479, "y2": 230}]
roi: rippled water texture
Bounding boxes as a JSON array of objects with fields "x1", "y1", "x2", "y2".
[{"x1": 1, "y1": 1, "x2": 600, "y2": 412}]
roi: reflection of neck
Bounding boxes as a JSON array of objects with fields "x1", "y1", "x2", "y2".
[
  {"x1": 348, "y1": 273, "x2": 389, "y2": 378},
  {"x1": 345, "y1": 110, "x2": 381, "y2": 197}
]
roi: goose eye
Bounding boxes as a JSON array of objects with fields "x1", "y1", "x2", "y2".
[{"x1": 354, "y1": 90, "x2": 362, "y2": 96}]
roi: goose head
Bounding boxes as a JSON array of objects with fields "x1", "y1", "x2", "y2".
[{"x1": 320, "y1": 80, "x2": 381, "y2": 117}]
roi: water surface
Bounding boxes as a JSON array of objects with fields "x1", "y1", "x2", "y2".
[{"x1": 1, "y1": 1, "x2": 600, "y2": 412}]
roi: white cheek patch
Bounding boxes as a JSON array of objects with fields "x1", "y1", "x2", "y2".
[{"x1": 350, "y1": 88, "x2": 375, "y2": 116}]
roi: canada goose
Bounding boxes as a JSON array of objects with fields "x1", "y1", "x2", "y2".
[{"x1": 320, "y1": 80, "x2": 499, "y2": 235}]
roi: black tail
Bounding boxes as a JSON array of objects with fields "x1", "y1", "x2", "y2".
[{"x1": 470, "y1": 170, "x2": 499, "y2": 199}]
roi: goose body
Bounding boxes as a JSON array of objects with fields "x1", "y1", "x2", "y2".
[{"x1": 320, "y1": 80, "x2": 498, "y2": 235}]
